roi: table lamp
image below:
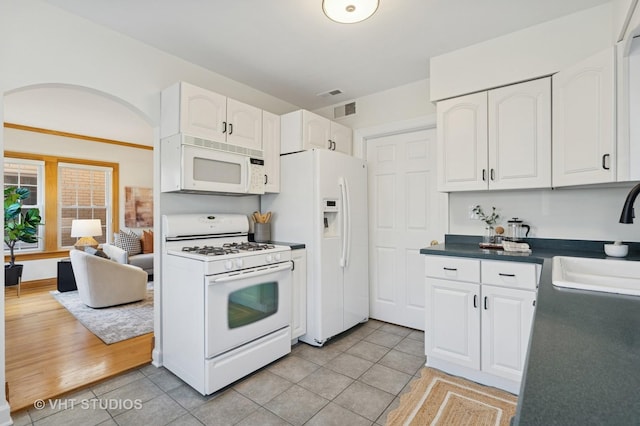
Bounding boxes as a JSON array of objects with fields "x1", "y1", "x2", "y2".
[{"x1": 70, "y1": 219, "x2": 102, "y2": 250}]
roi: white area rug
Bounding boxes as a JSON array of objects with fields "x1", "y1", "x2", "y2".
[{"x1": 51, "y1": 282, "x2": 154, "y2": 344}]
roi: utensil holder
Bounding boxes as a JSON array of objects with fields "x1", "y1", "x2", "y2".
[{"x1": 254, "y1": 223, "x2": 271, "y2": 243}]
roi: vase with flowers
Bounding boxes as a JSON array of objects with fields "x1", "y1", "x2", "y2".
[{"x1": 472, "y1": 205, "x2": 500, "y2": 244}]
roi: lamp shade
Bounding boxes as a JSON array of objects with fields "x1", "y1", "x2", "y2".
[
  {"x1": 323, "y1": 0, "x2": 379, "y2": 23},
  {"x1": 71, "y1": 219, "x2": 102, "y2": 237},
  {"x1": 71, "y1": 219, "x2": 102, "y2": 250}
]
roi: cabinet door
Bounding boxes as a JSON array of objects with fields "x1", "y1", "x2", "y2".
[
  {"x1": 437, "y1": 92, "x2": 488, "y2": 192},
  {"x1": 303, "y1": 110, "x2": 332, "y2": 150},
  {"x1": 331, "y1": 121, "x2": 353, "y2": 155},
  {"x1": 481, "y1": 285, "x2": 536, "y2": 382},
  {"x1": 488, "y1": 78, "x2": 551, "y2": 190},
  {"x1": 179, "y1": 83, "x2": 227, "y2": 142},
  {"x1": 425, "y1": 278, "x2": 480, "y2": 369},
  {"x1": 291, "y1": 249, "x2": 307, "y2": 340},
  {"x1": 226, "y1": 98, "x2": 263, "y2": 151},
  {"x1": 262, "y1": 111, "x2": 280, "y2": 193},
  {"x1": 552, "y1": 47, "x2": 616, "y2": 187}
]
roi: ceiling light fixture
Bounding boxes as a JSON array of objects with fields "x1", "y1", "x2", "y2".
[{"x1": 323, "y1": 0, "x2": 379, "y2": 24}]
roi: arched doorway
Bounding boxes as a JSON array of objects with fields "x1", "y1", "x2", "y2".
[{"x1": 2, "y1": 83, "x2": 156, "y2": 413}]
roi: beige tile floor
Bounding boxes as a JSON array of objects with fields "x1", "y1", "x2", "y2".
[{"x1": 12, "y1": 319, "x2": 425, "y2": 426}]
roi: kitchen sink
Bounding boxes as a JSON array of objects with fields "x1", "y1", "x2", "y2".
[{"x1": 552, "y1": 256, "x2": 640, "y2": 296}]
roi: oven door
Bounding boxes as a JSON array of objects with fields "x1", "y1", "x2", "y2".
[
  {"x1": 182, "y1": 144, "x2": 251, "y2": 193},
  {"x1": 205, "y1": 261, "x2": 292, "y2": 358}
]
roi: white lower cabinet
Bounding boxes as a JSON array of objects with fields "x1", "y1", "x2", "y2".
[
  {"x1": 480, "y1": 284, "x2": 536, "y2": 383},
  {"x1": 427, "y1": 278, "x2": 480, "y2": 369},
  {"x1": 425, "y1": 255, "x2": 538, "y2": 394},
  {"x1": 291, "y1": 248, "x2": 307, "y2": 341}
]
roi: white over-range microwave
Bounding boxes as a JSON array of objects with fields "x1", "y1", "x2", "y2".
[{"x1": 161, "y1": 134, "x2": 265, "y2": 195}]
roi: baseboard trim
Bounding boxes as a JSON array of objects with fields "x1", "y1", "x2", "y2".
[{"x1": 20, "y1": 278, "x2": 57, "y2": 289}]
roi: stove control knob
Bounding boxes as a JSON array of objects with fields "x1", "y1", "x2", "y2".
[
  {"x1": 235, "y1": 259, "x2": 244, "y2": 268},
  {"x1": 224, "y1": 260, "x2": 234, "y2": 270},
  {"x1": 274, "y1": 253, "x2": 281, "y2": 262},
  {"x1": 266, "y1": 254, "x2": 273, "y2": 263}
]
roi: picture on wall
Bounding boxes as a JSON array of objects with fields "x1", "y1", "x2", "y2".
[{"x1": 124, "y1": 186, "x2": 153, "y2": 227}]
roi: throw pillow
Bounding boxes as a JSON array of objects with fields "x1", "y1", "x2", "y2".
[
  {"x1": 114, "y1": 230, "x2": 142, "y2": 256},
  {"x1": 84, "y1": 246, "x2": 110, "y2": 259},
  {"x1": 141, "y1": 230, "x2": 154, "y2": 254}
]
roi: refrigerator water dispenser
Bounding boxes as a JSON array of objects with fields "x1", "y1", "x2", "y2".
[{"x1": 323, "y1": 199, "x2": 339, "y2": 238}]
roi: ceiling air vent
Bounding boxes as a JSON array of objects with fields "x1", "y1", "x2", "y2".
[
  {"x1": 334, "y1": 102, "x2": 356, "y2": 119},
  {"x1": 317, "y1": 89, "x2": 343, "y2": 98}
]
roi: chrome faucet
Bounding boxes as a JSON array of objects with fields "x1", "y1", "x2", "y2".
[{"x1": 620, "y1": 183, "x2": 640, "y2": 223}]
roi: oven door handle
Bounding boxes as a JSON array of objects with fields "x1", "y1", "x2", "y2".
[{"x1": 210, "y1": 262, "x2": 293, "y2": 284}]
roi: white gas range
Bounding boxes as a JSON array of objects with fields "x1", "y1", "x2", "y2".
[{"x1": 161, "y1": 213, "x2": 292, "y2": 396}]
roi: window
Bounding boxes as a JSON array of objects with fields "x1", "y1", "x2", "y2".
[
  {"x1": 3, "y1": 159, "x2": 45, "y2": 252},
  {"x1": 58, "y1": 163, "x2": 112, "y2": 248},
  {"x1": 4, "y1": 151, "x2": 118, "y2": 258}
]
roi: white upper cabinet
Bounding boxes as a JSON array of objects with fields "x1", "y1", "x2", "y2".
[
  {"x1": 552, "y1": 48, "x2": 616, "y2": 187},
  {"x1": 437, "y1": 77, "x2": 551, "y2": 192},
  {"x1": 161, "y1": 81, "x2": 263, "y2": 151},
  {"x1": 281, "y1": 109, "x2": 353, "y2": 155},
  {"x1": 330, "y1": 121, "x2": 353, "y2": 155},
  {"x1": 225, "y1": 98, "x2": 263, "y2": 151},
  {"x1": 262, "y1": 110, "x2": 281, "y2": 193},
  {"x1": 488, "y1": 78, "x2": 551, "y2": 190},
  {"x1": 437, "y1": 92, "x2": 488, "y2": 192}
]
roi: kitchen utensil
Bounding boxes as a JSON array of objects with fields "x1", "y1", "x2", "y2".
[
  {"x1": 252, "y1": 211, "x2": 272, "y2": 223},
  {"x1": 505, "y1": 218, "x2": 530, "y2": 242},
  {"x1": 604, "y1": 241, "x2": 628, "y2": 257}
]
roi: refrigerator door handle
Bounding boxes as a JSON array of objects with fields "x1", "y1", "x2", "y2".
[{"x1": 339, "y1": 177, "x2": 351, "y2": 268}]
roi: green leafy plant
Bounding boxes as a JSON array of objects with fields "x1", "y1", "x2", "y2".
[
  {"x1": 4, "y1": 187, "x2": 43, "y2": 267},
  {"x1": 472, "y1": 205, "x2": 500, "y2": 227}
]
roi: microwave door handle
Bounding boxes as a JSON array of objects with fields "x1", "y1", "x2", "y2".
[
  {"x1": 245, "y1": 157, "x2": 251, "y2": 192},
  {"x1": 210, "y1": 262, "x2": 293, "y2": 283}
]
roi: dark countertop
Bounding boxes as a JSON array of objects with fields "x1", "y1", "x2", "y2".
[
  {"x1": 270, "y1": 241, "x2": 306, "y2": 250},
  {"x1": 248, "y1": 235, "x2": 305, "y2": 250},
  {"x1": 421, "y1": 235, "x2": 640, "y2": 425}
]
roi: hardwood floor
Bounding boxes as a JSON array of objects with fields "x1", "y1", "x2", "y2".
[{"x1": 4, "y1": 282, "x2": 153, "y2": 412}]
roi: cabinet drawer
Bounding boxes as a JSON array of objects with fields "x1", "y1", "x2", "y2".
[
  {"x1": 481, "y1": 260, "x2": 537, "y2": 290},
  {"x1": 425, "y1": 256, "x2": 480, "y2": 282}
]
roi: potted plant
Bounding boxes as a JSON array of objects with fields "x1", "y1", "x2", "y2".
[
  {"x1": 472, "y1": 205, "x2": 500, "y2": 243},
  {"x1": 4, "y1": 186, "x2": 43, "y2": 286}
]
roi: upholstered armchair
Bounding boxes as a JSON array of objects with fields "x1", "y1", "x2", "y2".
[{"x1": 69, "y1": 249, "x2": 147, "y2": 308}]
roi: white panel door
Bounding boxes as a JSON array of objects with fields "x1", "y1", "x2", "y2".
[
  {"x1": 552, "y1": 47, "x2": 615, "y2": 187},
  {"x1": 437, "y1": 92, "x2": 488, "y2": 191},
  {"x1": 367, "y1": 128, "x2": 447, "y2": 330},
  {"x1": 226, "y1": 98, "x2": 263, "y2": 150},
  {"x1": 481, "y1": 285, "x2": 536, "y2": 382},
  {"x1": 425, "y1": 278, "x2": 480, "y2": 369},
  {"x1": 488, "y1": 78, "x2": 551, "y2": 190}
]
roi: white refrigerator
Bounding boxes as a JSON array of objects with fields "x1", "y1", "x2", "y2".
[{"x1": 261, "y1": 149, "x2": 369, "y2": 346}]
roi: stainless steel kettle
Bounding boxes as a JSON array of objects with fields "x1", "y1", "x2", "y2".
[{"x1": 506, "y1": 218, "x2": 530, "y2": 242}]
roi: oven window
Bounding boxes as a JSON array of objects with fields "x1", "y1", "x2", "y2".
[
  {"x1": 193, "y1": 157, "x2": 241, "y2": 184},
  {"x1": 228, "y1": 282, "x2": 278, "y2": 329}
]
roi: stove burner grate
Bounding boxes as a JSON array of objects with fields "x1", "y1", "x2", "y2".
[{"x1": 180, "y1": 242, "x2": 276, "y2": 256}]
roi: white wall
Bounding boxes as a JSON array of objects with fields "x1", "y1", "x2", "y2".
[
  {"x1": 449, "y1": 185, "x2": 640, "y2": 242},
  {"x1": 313, "y1": 79, "x2": 436, "y2": 129},
  {"x1": 430, "y1": 3, "x2": 614, "y2": 101},
  {"x1": 0, "y1": 1, "x2": 298, "y2": 121}
]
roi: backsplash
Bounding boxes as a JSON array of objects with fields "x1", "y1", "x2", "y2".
[{"x1": 449, "y1": 185, "x2": 640, "y2": 243}]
